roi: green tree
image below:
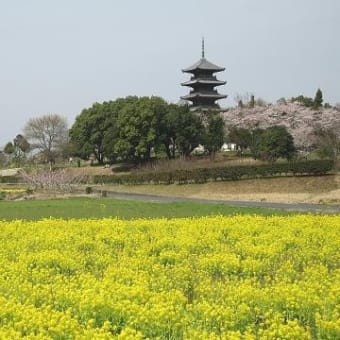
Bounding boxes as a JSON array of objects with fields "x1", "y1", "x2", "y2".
[
  {"x1": 249, "y1": 128, "x2": 265, "y2": 160},
  {"x1": 314, "y1": 127, "x2": 340, "y2": 159},
  {"x1": 70, "y1": 102, "x2": 112, "y2": 164},
  {"x1": 291, "y1": 95, "x2": 314, "y2": 107},
  {"x1": 249, "y1": 95, "x2": 255, "y2": 108},
  {"x1": 203, "y1": 113, "x2": 225, "y2": 158},
  {"x1": 71, "y1": 96, "x2": 169, "y2": 164},
  {"x1": 313, "y1": 88, "x2": 323, "y2": 109},
  {"x1": 113, "y1": 96, "x2": 168, "y2": 162},
  {"x1": 158, "y1": 104, "x2": 204, "y2": 159},
  {"x1": 13, "y1": 134, "x2": 30, "y2": 166},
  {"x1": 14, "y1": 134, "x2": 30, "y2": 154},
  {"x1": 227, "y1": 127, "x2": 251, "y2": 153},
  {"x1": 3, "y1": 142, "x2": 15, "y2": 156},
  {"x1": 256, "y1": 126, "x2": 296, "y2": 162}
]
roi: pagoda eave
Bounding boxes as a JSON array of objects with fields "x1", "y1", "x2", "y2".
[
  {"x1": 182, "y1": 58, "x2": 225, "y2": 73},
  {"x1": 182, "y1": 67, "x2": 225, "y2": 74},
  {"x1": 181, "y1": 79, "x2": 226, "y2": 87},
  {"x1": 181, "y1": 93, "x2": 227, "y2": 100}
]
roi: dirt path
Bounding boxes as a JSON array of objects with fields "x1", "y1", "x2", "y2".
[{"x1": 97, "y1": 190, "x2": 340, "y2": 213}]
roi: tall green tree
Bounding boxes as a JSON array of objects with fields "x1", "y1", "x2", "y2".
[
  {"x1": 256, "y1": 126, "x2": 296, "y2": 162},
  {"x1": 70, "y1": 96, "x2": 168, "y2": 164},
  {"x1": 227, "y1": 127, "x2": 251, "y2": 153},
  {"x1": 114, "y1": 96, "x2": 168, "y2": 162},
  {"x1": 69, "y1": 102, "x2": 112, "y2": 164},
  {"x1": 313, "y1": 88, "x2": 323, "y2": 109},
  {"x1": 249, "y1": 128, "x2": 265, "y2": 160},
  {"x1": 249, "y1": 95, "x2": 255, "y2": 108},
  {"x1": 158, "y1": 104, "x2": 204, "y2": 159},
  {"x1": 3, "y1": 142, "x2": 15, "y2": 156},
  {"x1": 203, "y1": 113, "x2": 225, "y2": 158}
]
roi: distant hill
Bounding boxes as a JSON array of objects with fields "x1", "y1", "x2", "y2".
[{"x1": 221, "y1": 102, "x2": 340, "y2": 150}]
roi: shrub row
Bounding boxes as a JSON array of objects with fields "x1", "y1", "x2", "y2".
[
  {"x1": 92, "y1": 160, "x2": 335, "y2": 185},
  {"x1": 0, "y1": 176, "x2": 19, "y2": 184}
]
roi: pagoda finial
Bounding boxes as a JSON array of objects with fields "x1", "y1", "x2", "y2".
[{"x1": 202, "y1": 37, "x2": 205, "y2": 59}]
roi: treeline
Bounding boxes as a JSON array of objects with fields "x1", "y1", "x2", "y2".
[
  {"x1": 69, "y1": 96, "x2": 225, "y2": 164},
  {"x1": 3, "y1": 91, "x2": 338, "y2": 168}
]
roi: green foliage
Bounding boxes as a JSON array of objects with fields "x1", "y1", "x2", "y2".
[
  {"x1": 4, "y1": 142, "x2": 15, "y2": 155},
  {"x1": 93, "y1": 160, "x2": 334, "y2": 185},
  {"x1": 255, "y1": 126, "x2": 296, "y2": 162},
  {"x1": 291, "y1": 95, "x2": 314, "y2": 107},
  {"x1": 203, "y1": 114, "x2": 225, "y2": 157},
  {"x1": 313, "y1": 88, "x2": 323, "y2": 109},
  {"x1": 85, "y1": 187, "x2": 93, "y2": 194},
  {"x1": 14, "y1": 134, "x2": 30, "y2": 153},
  {"x1": 249, "y1": 128, "x2": 265, "y2": 160},
  {"x1": 249, "y1": 95, "x2": 255, "y2": 108},
  {"x1": 0, "y1": 176, "x2": 19, "y2": 183},
  {"x1": 26, "y1": 188, "x2": 34, "y2": 195},
  {"x1": 70, "y1": 97, "x2": 169, "y2": 164},
  {"x1": 0, "y1": 152, "x2": 6, "y2": 167},
  {"x1": 158, "y1": 104, "x2": 204, "y2": 159},
  {"x1": 292, "y1": 89, "x2": 324, "y2": 110},
  {"x1": 227, "y1": 127, "x2": 251, "y2": 152},
  {"x1": 13, "y1": 134, "x2": 30, "y2": 166},
  {"x1": 314, "y1": 127, "x2": 340, "y2": 159},
  {"x1": 228, "y1": 126, "x2": 295, "y2": 162},
  {"x1": 276, "y1": 97, "x2": 287, "y2": 105},
  {"x1": 3, "y1": 136, "x2": 30, "y2": 167},
  {"x1": 114, "y1": 96, "x2": 168, "y2": 162},
  {"x1": 69, "y1": 102, "x2": 110, "y2": 163}
]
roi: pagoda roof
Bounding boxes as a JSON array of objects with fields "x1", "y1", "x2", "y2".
[
  {"x1": 181, "y1": 92, "x2": 227, "y2": 100},
  {"x1": 181, "y1": 79, "x2": 226, "y2": 87},
  {"x1": 182, "y1": 58, "x2": 225, "y2": 73}
]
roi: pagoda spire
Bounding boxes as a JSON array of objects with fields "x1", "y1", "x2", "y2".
[{"x1": 202, "y1": 37, "x2": 205, "y2": 58}]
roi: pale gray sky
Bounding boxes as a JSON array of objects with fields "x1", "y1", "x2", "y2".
[{"x1": 0, "y1": 0, "x2": 339, "y2": 146}]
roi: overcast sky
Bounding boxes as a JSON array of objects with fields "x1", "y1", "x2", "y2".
[{"x1": 0, "y1": 0, "x2": 339, "y2": 146}]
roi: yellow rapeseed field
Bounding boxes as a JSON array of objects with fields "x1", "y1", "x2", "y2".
[{"x1": 0, "y1": 215, "x2": 338, "y2": 339}]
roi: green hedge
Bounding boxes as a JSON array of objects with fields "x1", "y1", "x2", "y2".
[
  {"x1": 92, "y1": 160, "x2": 335, "y2": 185},
  {"x1": 0, "y1": 176, "x2": 19, "y2": 184}
]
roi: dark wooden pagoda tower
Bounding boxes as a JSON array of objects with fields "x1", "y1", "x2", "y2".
[{"x1": 181, "y1": 39, "x2": 227, "y2": 109}]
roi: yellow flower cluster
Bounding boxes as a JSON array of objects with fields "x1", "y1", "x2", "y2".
[
  {"x1": 0, "y1": 215, "x2": 338, "y2": 339},
  {"x1": 0, "y1": 188, "x2": 26, "y2": 193}
]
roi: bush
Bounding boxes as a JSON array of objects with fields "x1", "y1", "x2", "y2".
[
  {"x1": 26, "y1": 188, "x2": 34, "y2": 195},
  {"x1": 92, "y1": 160, "x2": 334, "y2": 185},
  {"x1": 111, "y1": 163, "x2": 136, "y2": 173},
  {"x1": 0, "y1": 176, "x2": 19, "y2": 184},
  {"x1": 85, "y1": 186, "x2": 93, "y2": 194}
]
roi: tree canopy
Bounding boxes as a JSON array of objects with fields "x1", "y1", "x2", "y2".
[
  {"x1": 313, "y1": 88, "x2": 323, "y2": 109},
  {"x1": 70, "y1": 97, "x2": 208, "y2": 163},
  {"x1": 203, "y1": 113, "x2": 225, "y2": 157},
  {"x1": 255, "y1": 126, "x2": 296, "y2": 162}
]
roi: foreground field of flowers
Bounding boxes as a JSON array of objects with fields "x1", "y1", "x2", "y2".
[{"x1": 0, "y1": 216, "x2": 339, "y2": 339}]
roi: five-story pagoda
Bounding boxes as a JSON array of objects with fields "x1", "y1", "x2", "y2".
[{"x1": 181, "y1": 39, "x2": 227, "y2": 109}]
